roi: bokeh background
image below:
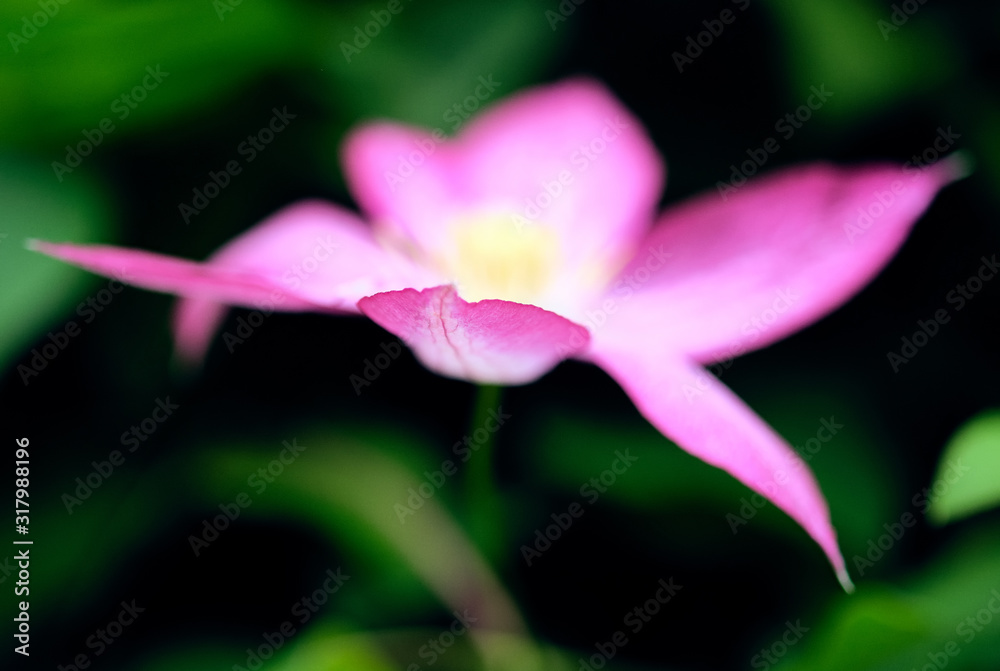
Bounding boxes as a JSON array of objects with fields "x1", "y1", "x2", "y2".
[{"x1": 2, "y1": 0, "x2": 1000, "y2": 669}]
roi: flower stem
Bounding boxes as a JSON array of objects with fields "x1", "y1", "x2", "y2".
[{"x1": 465, "y1": 383, "x2": 504, "y2": 562}]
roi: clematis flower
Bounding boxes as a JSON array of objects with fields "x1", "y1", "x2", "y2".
[{"x1": 31, "y1": 79, "x2": 962, "y2": 590}]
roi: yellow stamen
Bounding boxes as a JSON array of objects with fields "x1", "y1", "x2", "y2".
[{"x1": 438, "y1": 214, "x2": 561, "y2": 304}]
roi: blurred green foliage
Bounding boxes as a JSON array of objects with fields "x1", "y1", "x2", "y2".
[
  {"x1": 0, "y1": 0, "x2": 317, "y2": 147},
  {"x1": 763, "y1": 0, "x2": 959, "y2": 122},
  {"x1": 2, "y1": 0, "x2": 998, "y2": 669},
  {"x1": 928, "y1": 409, "x2": 1000, "y2": 525},
  {"x1": 0, "y1": 157, "x2": 113, "y2": 371}
]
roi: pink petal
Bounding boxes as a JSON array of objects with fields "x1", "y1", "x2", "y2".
[
  {"x1": 342, "y1": 79, "x2": 664, "y2": 275},
  {"x1": 357, "y1": 285, "x2": 590, "y2": 385},
  {"x1": 29, "y1": 240, "x2": 319, "y2": 310},
  {"x1": 176, "y1": 200, "x2": 441, "y2": 308},
  {"x1": 341, "y1": 122, "x2": 461, "y2": 261},
  {"x1": 589, "y1": 345, "x2": 854, "y2": 591},
  {"x1": 599, "y1": 159, "x2": 964, "y2": 364},
  {"x1": 32, "y1": 200, "x2": 442, "y2": 364},
  {"x1": 169, "y1": 200, "x2": 442, "y2": 363},
  {"x1": 172, "y1": 298, "x2": 231, "y2": 366}
]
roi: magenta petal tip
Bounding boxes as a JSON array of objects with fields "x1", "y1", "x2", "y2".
[{"x1": 837, "y1": 566, "x2": 855, "y2": 594}]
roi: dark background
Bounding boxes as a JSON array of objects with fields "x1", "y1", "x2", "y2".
[{"x1": 2, "y1": 1, "x2": 999, "y2": 669}]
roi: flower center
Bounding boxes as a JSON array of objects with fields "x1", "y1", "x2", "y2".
[{"x1": 437, "y1": 214, "x2": 561, "y2": 304}]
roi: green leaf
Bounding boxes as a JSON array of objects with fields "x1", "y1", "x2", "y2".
[
  {"x1": 268, "y1": 629, "x2": 399, "y2": 671},
  {"x1": 0, "y1": 0, "x2": 317, "y2": 149},
  {"x1": 928, "y1": 409, "x2": 1000, "y2": 524},
  {"x1": 324, "y1": 0, "x2": 562, "y2": 126},
  {"x1": 17, "y1": 452, "x2": 173, "y2": 621},
  {"x1": 135, "y1": 627, "x2": 580, "y2": 671},
  {"x1": 191, "y1": 426, "x2": 527, "y2": 634},
  {"x1": 762, "y1": 0, "x2": 959, "y2": 122},
  {"x1": 0, "y1": 156, "x2": 114, "y2": 373},
  {"x1": 778, "y1": 528, "x2": 1000, "y2": 671},
  {"x1": 787, "y1": 590, "x2": 931, "y2": 671}
]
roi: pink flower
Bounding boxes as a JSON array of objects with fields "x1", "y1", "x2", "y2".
[{"x1": 31, "y1": 79, "x2": 961, "y2": 590}]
